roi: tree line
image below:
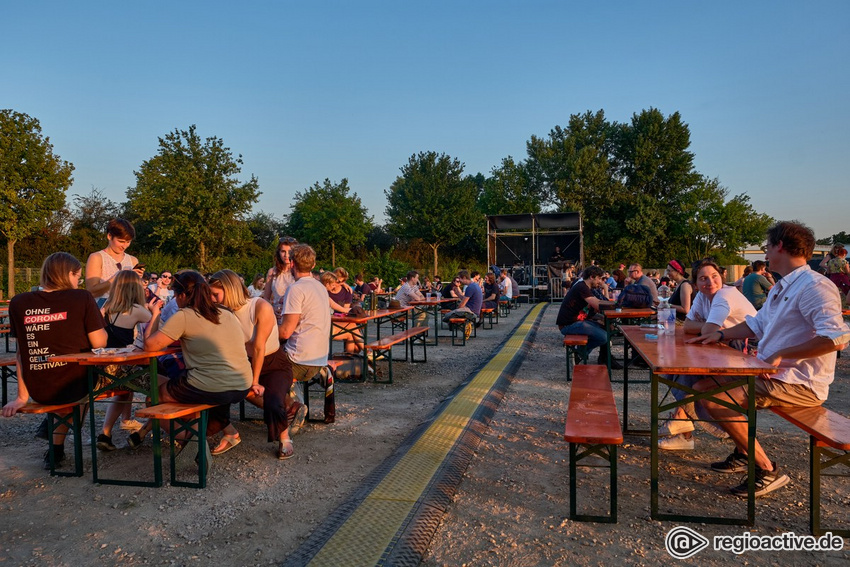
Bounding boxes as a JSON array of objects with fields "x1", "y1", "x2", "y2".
[{"x1": 2, "y1": 107, "x2": 780, "y2": 296}]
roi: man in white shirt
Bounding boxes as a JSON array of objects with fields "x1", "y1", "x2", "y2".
[
  {"x1": 498, "y1": 271, "x2": 513, "y2": 301},
  {"x1": 394, "y1": 270, "x2": 427, "y2": 325},
  {"x1": 278, "y1": 244, "x2": 332, "y2": 449},
  {"x1": 690, "y1": 221, "x2": 850, "y2": 497}
]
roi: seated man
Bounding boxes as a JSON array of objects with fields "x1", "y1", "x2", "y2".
[
  {"x1": 278, "y1": 244, "x2": 332, "y2": 453},
  {"x1": 689, "y1": 221, "x2": 850, "y2": 496},
  {"x1": 498, "y1": 271, "x2": 513, "y2": 302},
  {"x1": 394, "y1": 270, "x2": 427, "y2": 325},
  {"x1": 742, "y1": 260, "x2": 774, "y2": 310},
  {"x1": 555, "y1": 266, "x2": 621, "y2": 368},
  {"x1": 627, "y1": 263, "x2": 659, "y2": 305},
  {"x1": 442, "y1": 270, "x2": 483, "y2": 331}
]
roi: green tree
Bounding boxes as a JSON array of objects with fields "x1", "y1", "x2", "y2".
[
  {"x1": 477, "y1": 157, "x2": 541, "y2": 215},
  {"x1": 126, "y1": 125, "x2": 260, "y2": 270},
  {"x1": 385, "y1": 152, "x2": 480, "y2": 276},
  {"x1": 0, "y1": 110, "x2": 74, "y2": 295},
  {"x1": 672, "y1": 176, "x2": 774, "y2": 263},
  {"x1": 66, "y1": 188, "x2": 122, "y2": 258},
  {"x1": 286, "y1": 178, "x2": 373, "y2": 266},
  {"x1": 817, "y1": 231, "x2": 850, "y2": 246}
]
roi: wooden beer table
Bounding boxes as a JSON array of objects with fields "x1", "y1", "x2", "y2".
[
  {"x1": 620, "y1": 326, "x2": 778, "y2": 526},
  {"x1": 330, "y1": 308, "x2": 413, "y2": 378},
  {"x1": 408, "y1": 297, "x2": 457, "y2": 346},
  {"x1": 53, "y1": 347, "x2": 180, "y2": 487}
]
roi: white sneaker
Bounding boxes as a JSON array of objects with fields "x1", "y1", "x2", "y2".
[
  {"x1": 119, "y1": 419, "x2": 143, "y2": 432},
  {"x1": 658, "y1": 434, "x2": 695, "y2": 451},
  {"x1": 658, "y1": 411, "x2": 695, "y2": 436}
]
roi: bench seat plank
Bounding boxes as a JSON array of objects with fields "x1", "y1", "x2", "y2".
[
  {"x1": 564, "y1": 365, "x2": 622, "y2": 445},
  {"x1": 365, "y1": 327, "x2": 429, "y2": 350},
  {"x1": 136, "y1": 403, "x2": 216, "y2": 420},
  {"x1": 771, "y1": 406, "x2": 850, "y2": 450}
]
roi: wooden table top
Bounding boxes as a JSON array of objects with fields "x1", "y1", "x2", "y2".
[
  {"x1": 620, "y1": 325, "x2": 779, "y2": 376},
  {"x1": 408, "y1": 298, "x2": 457, "y2": 305},
  {"x1": 602, "y1": 308, "x2": 656, "y2": 319},
  {"x1": 332, "y1": 307, "x2": 413, "y2": 324},
  {"x1": 52, "y1": 347, "x2": 180, "y2": 365}
]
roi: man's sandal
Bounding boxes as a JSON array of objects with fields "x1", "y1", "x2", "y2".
[{"x1": 211, "y1": 433, "x2": 241, "y2": 456}]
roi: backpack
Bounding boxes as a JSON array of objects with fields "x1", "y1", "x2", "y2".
[{"x1": 616, "y1": 283, "x2": 654, "y2": 309}]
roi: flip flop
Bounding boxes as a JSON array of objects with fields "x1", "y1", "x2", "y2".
[
  {"x1": 211, "y1": 433, "x2": 241, "y2": 456},
  {"x1": 277, "y1": 439, "x2": 294, "y2": 460}
]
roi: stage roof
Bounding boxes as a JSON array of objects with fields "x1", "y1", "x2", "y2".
[{"x1": 487, "y1": 212, "x2": 581, "y2": 232}]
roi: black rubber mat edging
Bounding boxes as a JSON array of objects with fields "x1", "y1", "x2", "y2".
[{"x1": 282, "y1": 304, "x2": 548, "y2": 567}]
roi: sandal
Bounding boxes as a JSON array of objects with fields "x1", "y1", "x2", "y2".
[
  {"x1": 277, "y1": 439, "x2": 294, "y2": 460},
  {"x1": 211, "y1": 433, "x2": 241, "y2": 456}
]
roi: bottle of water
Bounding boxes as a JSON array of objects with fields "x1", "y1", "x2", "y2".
[{"x1": 657, "y1": 283, "x2": 674, "y2": 335}]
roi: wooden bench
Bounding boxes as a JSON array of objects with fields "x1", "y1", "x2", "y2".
[
  {"x1": 135, "y1": 403, "x2": 216, "y2": 488},
  {"x1": 770, "y1": 405, "x2": 850, "y2": 536},
  {"x1": 0, "y1": 323, "x2": 13, "y2": 353},
  {"x1": 1, "y1": 353, "x2": 17, "y2": 406},
  {"x1": 448, "y1": 317, "x2": 475, "y2": 346},
  {"x1": 564, "y1": 365, "x2": 623, "y2": 523},
  {"x1": 365, "y1": 326, "x2": 429, "y2": 384},
  {"x1": 562, "y1": 335, "x2": 589, "y2": 382},
  {"x1": 16, "y1": 400, "x2": 85, "y2": 477},
  {"x1": 480, "y1": 307, "x2": 498, "y2": 329}
]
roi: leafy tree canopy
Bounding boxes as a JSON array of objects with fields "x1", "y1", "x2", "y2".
[
  {"x1": 126, "y1": 125, "x2": 260, "y2": 270},
  {"x1": 287, "y1": 178, "x2": 373, "y2": 264},
  {"x1": 0, "y1": 109, "x2": 73, "y2": 294},
  {"x1": 385, "y1": 151, "x2": 480, "y2": 275}
]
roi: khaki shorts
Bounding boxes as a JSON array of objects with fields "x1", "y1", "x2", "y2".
[{"x1": 753, "y1": 377, "x2": 823, "y2": 408}]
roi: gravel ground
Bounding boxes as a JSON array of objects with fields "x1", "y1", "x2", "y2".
[
  {"x1": 0, "y1": 307, "x2": 523, "y2": 566},
  {"x1": 3, "y1": 303, "x2": 850, "y2": 566},
  {"x1": 422, "y1": 305, "x2": 850, "y2": 566}
]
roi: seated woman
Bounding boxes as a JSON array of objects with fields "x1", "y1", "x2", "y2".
[
  {"x1": 658, "y1": 260, "x2": 756, "y2": 451},
  {"x1": 208, "y1": 270, "x2": 297, "y2": 459},
  {"x1": 321, "y1": 272, "x2": 364, "y2": 355},
  {"x1": 666, "y1": 259, "x2": 693, "y2": 320},
  {"x1": 247, "y1": 274, "x2": 265, "y2": 298},
  {"x1": 135, "y1": 271, "x2": 252, "y2": 452},
  {"x1": 482, "y1": 272, "x2": 499, "y2": 311},
  {"x1": 2, "y1": 253, "x2": 108, "y2": 470},
  {"x1": 97, "y1": 270, "x2": 160, "y2": 451}
]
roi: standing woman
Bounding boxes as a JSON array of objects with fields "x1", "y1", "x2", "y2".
[
  {"x1": 208, "y1": 270, "x2": 297, "y2": 459},
  {"x1": 262, "y1": 236, "x2": 298, "y2": 323},
  {"x1": 666, "y1": 259, "x2": 693, "y2": 320},
  {"x1": 85, "y1": 218, "x2": 143, "y2": 307},
  {"x1": 2, "y1": 253, "x2": 108, "y2": 469},
  {"x1": 824, "y1": 244, "x2": 850, "y2": 297},
  {"x1": 136, "y1": 271, "x2": 252, "y2": 450}
]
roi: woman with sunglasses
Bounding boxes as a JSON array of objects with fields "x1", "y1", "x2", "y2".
[
  {"x1": 262, "y1": 237, "x2": 298, "y2": 324},
  {"x1": 85, "y1": 218, "x2": 144, "y2": 307},
  {"x1": 208, "y1": 270, "x2": 297, "y2": 459},
  {"x1": 137, "y1": 271, "x2": 252, "y2": 452}
]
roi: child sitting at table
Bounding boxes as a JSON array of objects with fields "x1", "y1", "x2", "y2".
[{"x1": 96, "y1": 271, "x2": 161, "y2": 451}]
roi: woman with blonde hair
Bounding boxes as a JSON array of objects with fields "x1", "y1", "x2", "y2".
[
  {"x1": 208, "y1": 270, "x2": 298, "y2": 459},
  {"x1": 95, "y1": 271, "x2": 161, "y2": 450}
]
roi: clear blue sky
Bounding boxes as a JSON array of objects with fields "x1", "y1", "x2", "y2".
[{"x1": 3, "y1": 1, "x2": 848, "y2": 241}]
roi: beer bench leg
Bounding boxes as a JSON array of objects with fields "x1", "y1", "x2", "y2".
[{"x1": 569, "y1": 442, "x2": 618, "y2": 523}]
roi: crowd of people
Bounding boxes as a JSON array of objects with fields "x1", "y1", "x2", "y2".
[
  {"x1": 2, "y1": 218, "x2": 520, "y2": 470},
  {"x1": 555, "y1": 221, "x2": 850, "y2": 497}
]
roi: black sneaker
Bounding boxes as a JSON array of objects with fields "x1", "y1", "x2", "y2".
[
  {"x1": 711, "y1": 449, "x2": 748, "y2": 473},
  {"x1": 730, "y1": 461, "x2": 790, "y2": 497},
  {"x1": 35, "y1": 417, "x2": 48, "y2": 440},
  {"x1": 96, "y1": 433, "x2": 117, "y2": 451},
  {"x1": 127, "y1": 431, "x2": 144, "y2": 450},
  {"x1": 42, "y1": 447, "x2": 65, "y2": 470}
]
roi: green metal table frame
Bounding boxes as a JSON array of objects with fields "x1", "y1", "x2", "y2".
[
  {"x1": 651, "y1": 372, "x2": 757, "y2": 526},
  {"x1": 569, "y1": 443, "x2": 618, "y2": 523},
  {"x1": 86, "y1": 360, "x2": 163, "y2": 487}
]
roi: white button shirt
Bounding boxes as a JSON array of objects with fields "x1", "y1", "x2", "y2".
[{"x1": 745, "y1": 264, "x2": 850, "y2": 400}]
